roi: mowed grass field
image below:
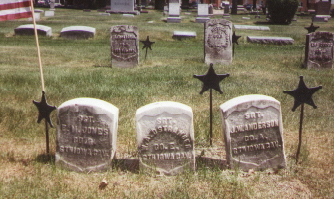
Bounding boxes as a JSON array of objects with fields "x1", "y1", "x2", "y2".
[{"x1": 0, "y1": 8, "x2": 333, "y2": 198}]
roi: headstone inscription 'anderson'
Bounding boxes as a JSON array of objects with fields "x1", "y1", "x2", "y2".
[
  {"x1": 205, "y1": 19, "x2": 233, "y2": 65},
  {"x1": 110, "y1": 25, "x2": 139, "y2": 68},
  {"x1": 136, "y1": 101, "x2": 195, "y2": 175},
  {"x1": 304, "y1": 31, "x2": 334, "y2": 69},
  {"x1": 56, "y1": 98, "x2": 119, "y2": 172},
  {"x1": 220, "y1": 95, "x2": 286, "y2": 171}
]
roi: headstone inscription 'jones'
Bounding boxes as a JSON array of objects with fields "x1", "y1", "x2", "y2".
[
  {"x1": 136, "y1": 101, "x2": 195, "y2": 175},
  {"x1": 110, "y1": 25, "x2": 139, "y2": 68},
  {"x1": 220, "y1": 95, "x2": 286, "y2": 171},
  {"x1": 204, "y1": 19, "x2": 233, "y2": 65},
  {"x1": 304, "y1": 31, "x2": 334, "y2": 69},
  {"x1": 56, "y1": 98, "x2": 119, "y2": 172}
]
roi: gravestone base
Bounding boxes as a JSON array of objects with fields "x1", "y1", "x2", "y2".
[
  {"x1": 196, "y1": 17, "x2": 210, "y2": 23},
  {"x1": 247, "y1": 36, "x2": 294, "y2": 45},
  {"x1": 167, "y1": 17, "x2": 181, "y2": 23},
  {"x1": 107, "y1": 11, "x2": 140, "y2": 15},
  {"x1": 172, "y1": 31, "x2": 196, "y2": 40},
  {"x1": 313, "y1": 15, "x2": 331, "y2": 22}
]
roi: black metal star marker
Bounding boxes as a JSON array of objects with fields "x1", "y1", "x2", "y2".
[
  {"x1": 194, "y1": 63, "x2": 229, "y2": 146},
  {"x1": 304, "y1": 23, "x2": 319, "y2": 33},
  {"x1": 140, "y1": 36, "x2": 155, "y2": 60},
  {"x1": 283, "y1": 76, "x2": 322, "y2": 112},
  {"x1": 193, "y1": 63, "x2": 230, "y2": 94},
  {"x1": 33, "y1": 91, "x2": 57, "y2": 127},
  {"x1": 232, "y1": 31, "x2": 241, "y2": 45},
  {"x1": 283, "y1": 76, "x2": 322, "y2": 164}
]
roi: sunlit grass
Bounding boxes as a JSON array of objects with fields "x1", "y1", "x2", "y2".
[{"x1": 0, "y1": 8, "x2": 333, "y2": 198}]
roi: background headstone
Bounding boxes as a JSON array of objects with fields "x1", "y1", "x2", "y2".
[
  {"x1": 44, "y1": 11, "x2": 55, "y2": 17},
  {"x1": 60, "y1": 26, "x2": 96, "y2": 40},
  {"x1": 110, "y1": 25, "x2": 139, "y2": 68},
  {"x1": 136, "y1": 101, "x2": 195, "y2": 175},
  {"x1": 313, "y1": 0, "x2": 331, "y2": 22},
  {"x1": 196, "y1": 4, "x2": 210, "y2": 23},
  {"x1": 167, "y1": 3, "x2": 181, "y2": 23},
  {"x1": 304, "y1": 31, "x2": 334, "y2": 69},
  {"x1": 204, "y1": 19, "x2": 233, "y2": 65},
  {"x1": 109, "y1": 0, "x2": 138, "y2": 14},
  {"x1": 247, "y1": 36, "x2": 294, "y2": 45},
  {"x1": 220, "y1": 95, "x2": 286, "y2": 171},
  {"x1": 15, "y1": 24, "x2": 52, "y2": 36},
  {"x1": 56, "y1": 98, "x2": 119, "y2": 172}
]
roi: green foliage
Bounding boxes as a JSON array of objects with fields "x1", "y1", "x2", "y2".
[{"x1": 267, "y1": 0, "x2": 299, "y2": 24}]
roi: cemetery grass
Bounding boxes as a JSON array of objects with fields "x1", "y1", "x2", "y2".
[{"x1": 0, "y1": 8, "x2": 333, "y2": 198}]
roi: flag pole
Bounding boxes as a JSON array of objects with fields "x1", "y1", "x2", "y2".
[{"x1": 29, "y1": 0, "x2": 45, "y2": 92}]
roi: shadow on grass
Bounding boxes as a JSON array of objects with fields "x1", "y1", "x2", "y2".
[{"x1": 35, "y1": 153, "x2": 55, "y2": 164}]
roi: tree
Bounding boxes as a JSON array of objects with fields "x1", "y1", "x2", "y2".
[{"x1": 267, "y1": 0, "x2": 299, "y2": 24}]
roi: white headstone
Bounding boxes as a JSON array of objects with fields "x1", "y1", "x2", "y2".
[
  {"x1": 110, "y1": 0, "x2": 135, "y2": 12},
  {"x1": 56, "y1": 98, "x2": 119, "y2": 172},
  {"x1": 169, "y1": 3, "x2": 180, "y2": 16},
  {"x1": 136, "y1": 101, "x2": 195, "y2": 175},
  {"x1": 220, "y1": 95, "x2": 286, "y2": 171},
  {"x1": 45, "y1": 11, "x2": 55, "y2": 17},
  {"x1": 197, "y1": 4, "x2": 209, "y2": 17}
]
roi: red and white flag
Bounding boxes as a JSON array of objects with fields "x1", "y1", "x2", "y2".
[{"x1": 0, "y1": 0, "x2": 32, "y2": 21}]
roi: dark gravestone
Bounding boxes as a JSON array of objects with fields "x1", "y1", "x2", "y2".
[
  {"x1": 56, "y1": 98, "x2": 119, "y2": 172},
  {"x1": 204, "y1": 19, "x2": 233, "y2": 65},
  {"x1": 136, "y1": 101, "x2": 195, "y2": 175},
  {"x1": 220, "y1": 95, "x2": 286, "y2": 171},
  {"x1": 110, "y1": 25, "x2": 139, "y2": 68},
  {"x1": 304, "y1": 31, "x2": 334, "y2": 69},
  {"x1": 313, "y1": 1, "x2": 331, "y2": 22}
]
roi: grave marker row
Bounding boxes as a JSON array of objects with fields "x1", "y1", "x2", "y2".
[{"x1": 56, "y1": 95, "x2": 286, "y2": 174}]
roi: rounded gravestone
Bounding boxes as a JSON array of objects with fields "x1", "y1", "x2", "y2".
[
  {"x1": 56, "y1": 98, "x2": 118, "y2": 172},
  {"x1": 136, "y1": 101, "x2": 195, "y2": 175},
  {"x1": 220, "y1": 94, "x2": 286, "y2": 171}
]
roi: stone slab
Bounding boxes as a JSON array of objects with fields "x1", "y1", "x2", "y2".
[
  {"x1": 56, "y1": 98, "x2": 119, "y2": 172},
  {"x1": 234, "y1": 25, "x2": 270, "y2": 31},
  {"x1": 247, "y1": 36, "x2": 294, "y2": 45},
  {"x1": 110, "y1": 25, "x2": 139, "y2": 68},
  {"x1": 172, "y1": 31, "x2": 196, "y2": 40},
  {"x1": 304, "y1": 31, "x2": 334, "y2": 69},
  {"x1": 313, "y1": 15, "x2": 331, "y2": 22},
  {"x1": 136, "y1": 101, "x2": 195, "y2": 175},
  {"x1": 60, "y1": 26, "x2": 96, "y2": 40},
  {"x1": 220, "y1": 94, "x2": 286, "y2": 171},
  {"x1": 14, "y1": 24, "x2": 52, "y2": 36},
  {"x1": 204, "y1": 19, "x2": 233, "y2": 65}
]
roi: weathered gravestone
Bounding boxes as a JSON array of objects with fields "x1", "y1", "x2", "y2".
[
  {"x1": 109, "y1": 0, "x2": 138, "y2": 15},
  {"x1": 61, "y1": 26, "x2": 96, "y2": 40},
  {"x1": 204, "y1": 19, "x2": 233, "y2": 65},
  {"x1": 110, "y1": 25, "x2": 139, "y2": 68},
  {"x1": 15, "y1": 24, "x2": 52, "y2": 36},
  {"x1": 136, "y1": 101, "x2": 195, "y2": 175},
  {"x1": 167, "y1": 3, "x2": 181, "y2": 23},
  {"x1": 56, "y1": 98, "x2": 119, "y2": 172},
  {"x1": 50, "y1": 0, "x2": 55, "y2": 10},
  {"x1": 196, "y1": 4, "x2": 210, "y2": 23},
  {"x1": 220, "y1": 95, "x2": 286, "y2": 171},
  {"x1": 247, "y1": 36, "x2": 294, "y2": 45},
  {"x1": 304, "y1": 31, "x2": 334, "y2": 69}
]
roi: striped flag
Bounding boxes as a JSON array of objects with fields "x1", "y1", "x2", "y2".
[{"x1": 0, "y1": 0, "x2": 32, "y2": 21}]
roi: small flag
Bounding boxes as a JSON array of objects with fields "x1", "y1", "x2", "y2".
[{"x1": 0, "y1": 0, "x2": 32, "y2": 21}]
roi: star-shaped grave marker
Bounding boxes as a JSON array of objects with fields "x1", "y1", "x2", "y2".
[
  {"x1": 194, "y1": 63, "x2": 229, "y2": 146},
  {"x1": 140, "y1": 36, "x2": 155, "y2": 60},
  {"x1": 194, "y1": 63, "x2": 230, "y2": 94},
  {"x1": 33, "y1": 91, "x2": 57, "y2": 154},
  {"x1": 304, "y1": 22, "x2": 319, "y2": 33},
  {"x1": 283, "y1": 76, "x2": 322, "y2": 112},
  {"x1": 283, "y1": 76, "x2": 322, "y2": 163}
]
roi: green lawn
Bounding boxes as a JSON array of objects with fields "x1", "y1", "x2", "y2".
[{"x1": 0, "y1": 8, "x2": 333, "y2": 198}]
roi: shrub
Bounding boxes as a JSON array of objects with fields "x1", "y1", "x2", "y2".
[{"x1": 267, "y1": 0, "x2": 299, "y2": 24}]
